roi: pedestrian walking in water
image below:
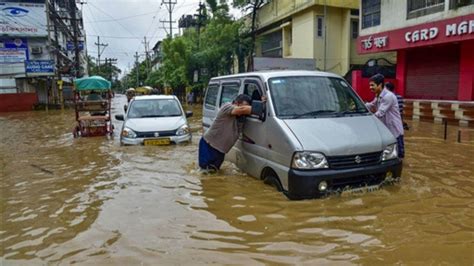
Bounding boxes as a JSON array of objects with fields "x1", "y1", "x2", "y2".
[
  {"x1": 187, "y1": 91, "x2": 194, "y2": 106},
  {"x1": 366, "y1": 74, "x2": 405, "y2": 158},
  {"x1": 385, "y1": 81, "x2": 409, "y2": 130},
  {"x1": 198, "y1": 94, "x2": 254, "y2": 171}
]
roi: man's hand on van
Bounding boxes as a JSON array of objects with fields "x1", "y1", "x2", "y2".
[
  {"x1": 261, "y1": 95, "x2": 267, "y2": 102},
  {"x1": 231, "y1": 105, "x2": 252, "y2": 116}
]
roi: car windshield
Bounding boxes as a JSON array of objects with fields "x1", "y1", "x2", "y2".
[
  {"x1": 128, "y1": 99, "x2": 182, "y2": 118},
  {"x1": 268, "y1": 76, "x2": 368, "y2": 118}
]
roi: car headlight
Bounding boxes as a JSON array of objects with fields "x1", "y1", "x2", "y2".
[
  {"x1": 176, "y1": 124, "x2": 190, "y2": 136},
  {"x1": 292, "y1": 152, "x2": 329, "y2": 169},
  {"x1": 382, "y1": 143, "x2": 398, "y2": 161},
  {"x1": 121, "y1": 127, "x2": 137, "y2": 138}
]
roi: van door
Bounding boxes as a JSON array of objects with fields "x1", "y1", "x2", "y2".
[
  {"x1": 235, "y1": 78, "x2": 267, "y2": 178},
  {"x1": 202, "y1": 82, "x2": 220, "y2": 132}
]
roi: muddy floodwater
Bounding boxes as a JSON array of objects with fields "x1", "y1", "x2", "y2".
[{"x1": 1, "y1": 95, "x2": 473, "y2": 265}]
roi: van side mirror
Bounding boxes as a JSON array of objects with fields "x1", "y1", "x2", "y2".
[
  {"x1": 251, "y1": 100, "x2": 265, "y2": 119},
  {"x1": 185, "y1": 111, "x2": 193, "y2": 118},
  {"x1": 115, "y1": 114, "x2": 124, "y2": 121},
  {"x1": 123, "y1": 104, "x2": 128, "y2": 112}
]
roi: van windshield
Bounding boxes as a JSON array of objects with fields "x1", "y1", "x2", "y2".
[
  {"x1": 268, "y1": 76, "x2": 368, "y2": 118},
  {"x1": 128, "y1": 99, "x2": 182, "y2": 118}
]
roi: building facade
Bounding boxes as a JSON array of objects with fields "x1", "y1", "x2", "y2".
[
  {"x1": 0, "y1": 0, "x2": 87, "y2": 112},
  {"x1": 357, "y1": 0, "x2": 474, "y2": 102},
  {"x1": 251, "y1": 0, "x2": 391, "y2": 77}
]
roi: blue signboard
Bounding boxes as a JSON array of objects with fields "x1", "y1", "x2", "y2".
[
  {"x1": 25, "y1": 60, "x2": 54, "y2": 73},
  {"x1": 66, "y1": 41, "x2": 84, "y2": 51},
  {"x1": 0, "y1": 37, "x2": 29, "y2": 62},
  {"x1": 0, "y1": 37, "x2": 28, "y2": 49}
]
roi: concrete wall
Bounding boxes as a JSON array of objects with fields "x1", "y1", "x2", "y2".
[
  {"x1": 292, "y1": 9, "x2": 315, "y2": 59},
  {"x1": 0, "y1": 93, "x2": 37, "y2": 112},
  {"x1": 255, "y1": 0, "x2": 397, "y2": 76},
  {"x1": 360, "y1": 0, "x2": 474, "y2": 35}
]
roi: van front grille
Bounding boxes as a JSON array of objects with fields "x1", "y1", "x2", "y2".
[
  {"x1": 327, "y1": 151, "x2": 382, "y2": 169},
  {"x1": 135, "y1": 129, "x2": 177, "y2": 138}
]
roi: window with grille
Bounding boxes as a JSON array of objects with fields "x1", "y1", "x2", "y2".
[
  {"x1": 450, "y1": 0, "x2": 474, "y2": 8},
  {"x1": 316, "y1": 16, "x2": 324, "y2": 38},
  {"x1": 362, "y1": 0, "x2": 380, "y2": 29},
  {"x1": 351, "y1": 20, "x2": 359, "y2": 39},
  {"x1": 261, "y1": 31, "x2": 282, "y2": 58},
  {"x1": 407, "y1": 0, "x2": 444, "y2": 19}
]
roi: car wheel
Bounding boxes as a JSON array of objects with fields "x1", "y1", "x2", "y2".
[{"x1": 263, "y1": 173, "x2": 283, "y2": 192}]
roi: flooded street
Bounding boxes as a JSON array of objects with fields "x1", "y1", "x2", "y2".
[{"x1": 1, "y1": 95, "x2": 473, "y2": 265}]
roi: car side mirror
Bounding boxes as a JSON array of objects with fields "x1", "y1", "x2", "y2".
[
  {"x1": 185, "y1": 111, "x2": 193, "y2": 118},
  {"x1": 123, "y1": 104, "x2": 128, "y2": 112},
  {"x1": 115, "y1": 114, "x2": 124, "y2": 121},
  {"x1": 251, "y1": 100, "x2": 265, "y2": 119}
]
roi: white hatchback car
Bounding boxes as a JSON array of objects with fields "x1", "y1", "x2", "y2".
[{"x1": 115, "y1": 95, "x2": 192, "y2": 145}]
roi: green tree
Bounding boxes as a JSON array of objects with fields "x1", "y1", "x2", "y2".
[
  {"x1": 232, "y1": 0, "x2": 268, "y2": 71},
  {"x1": 86, "y1": 55, "x2": 122, "y2": 91}
]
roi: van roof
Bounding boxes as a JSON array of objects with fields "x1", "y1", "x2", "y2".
[
  {"x1": 209, "y1": 70, "x2": 342, "y2": 82},
  {"x1": 133, "y1": 95, "x2": 176, "y2": 100}
]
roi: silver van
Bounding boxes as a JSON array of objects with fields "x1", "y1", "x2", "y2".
[{"x1": 203, "y1": 70, "x2": 402, "y2": 199}]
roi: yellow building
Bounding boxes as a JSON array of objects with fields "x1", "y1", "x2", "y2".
[{"x1": 252, "y1": 0, "x2": 394, "y2": 76}]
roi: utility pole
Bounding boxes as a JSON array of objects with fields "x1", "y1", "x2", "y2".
[
  {"x1": 94, "y1": 36, "x2": 108, "y2": 73},
  {"x1": 196, "y1": 1, "x2": 206, "y2": 49},
  {"x1": 160, "y1": 0, "x2": 177, "y2": 38},
  {"x1": 107, "y1": 58, "x2": 117, "y2": 81},
  {"x1": 142, "y1": 36, "x2": 151, "y2": 79},
  {"x1": 323, "y1": 0, "x2": 327, "y2": 71},
  {"x1": 69, "y1": 0, "x2": 81, "y2": 77},
  {"x1": 134, "y1": 52, "x2": 140, "y2": 87}
]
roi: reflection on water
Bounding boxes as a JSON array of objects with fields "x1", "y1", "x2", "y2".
[{"x1": 1, "y1": 95, "x2": 473, "y2": 264}]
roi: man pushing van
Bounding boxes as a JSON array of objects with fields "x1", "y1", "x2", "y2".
[{"x1": 199, "y1": 94, "x2": 254, "y2": 171}]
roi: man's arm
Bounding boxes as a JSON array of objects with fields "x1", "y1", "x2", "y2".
[
  {"x1": 374, "y1": 95, "x2": 393, "y2": 118},
  {"x1": 365, "y1": 97, "x2": 377, "y2": 113},
  {"x1": 231, "y1": 106, "x2": 252, "y2": 116}
]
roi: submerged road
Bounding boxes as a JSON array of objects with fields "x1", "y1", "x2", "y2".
[{"x1": 1, "y1": 95, "x2": 473, "y2": 264}]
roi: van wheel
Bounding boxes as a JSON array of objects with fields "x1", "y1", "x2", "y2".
[{"x1": 263, "y1": 173, "x2": 283, "y2": 192}]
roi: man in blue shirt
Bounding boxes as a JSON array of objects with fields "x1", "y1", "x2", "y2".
[{"x1": 385, "y1": 81, "x2": 409, "y2": 130}]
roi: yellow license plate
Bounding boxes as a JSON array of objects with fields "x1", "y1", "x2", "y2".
[{"x1": 144, "y1": 138, "x2": 171, "y2": 146}]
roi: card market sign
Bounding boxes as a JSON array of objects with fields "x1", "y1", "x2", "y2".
[{"x1": 358, "y1": 14, "x2": 474, "y2": 54}]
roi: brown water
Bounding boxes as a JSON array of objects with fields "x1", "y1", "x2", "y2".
[{"x1": 1, "y1": 95, "x2": 473, "y2": 265}]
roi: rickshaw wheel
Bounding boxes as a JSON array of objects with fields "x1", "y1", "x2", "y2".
[{"x1": 73, "y1": 126, "x2": 80, "y2": 138}]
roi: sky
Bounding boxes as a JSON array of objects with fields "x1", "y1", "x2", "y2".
[{"x1": 81, "y1": 0, "x2": 242, "y2": 77}]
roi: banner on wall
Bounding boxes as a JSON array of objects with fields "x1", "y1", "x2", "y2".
[{"x1": 0, "y1": 2, "x2": 47, "y2": 36}]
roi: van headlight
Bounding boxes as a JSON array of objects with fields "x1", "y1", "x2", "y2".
[
  {"x1": 122, "y1": 127, "x2": 137, "y2": 138},
  {"x1": 292, "y1": 152, "x2": 329, "y2": 169},
  {"x1": 382, "y1": 143, "x2": 398, "y2": 161},
  {"x1": 176, "y1": 125, "x2": 190, "y2": 136}
]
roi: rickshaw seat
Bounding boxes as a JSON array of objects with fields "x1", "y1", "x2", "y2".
[
  {"x1": 78, "y1": 115, "x2": 109, "y2": 121},
  {"x1": 76, "y1": 100, "x2": 109, "y2": 112}
]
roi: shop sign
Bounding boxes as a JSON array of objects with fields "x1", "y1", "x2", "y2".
[
  {"x1": 0, "y1": 48, "x2": 27, "y2": 63},
  {"x1": 66, "y1": 41, "x2": 84, "y2": 51},
  {"x1": 0, "y1": 2, "x2": 47, "y2": 37},
  {"x1": 25, "y1": 60, "x2": 54, "y2": 74},
  {"x1": 361, "y1": 36, "x2": 388, "y2": 50},
  {"x1": 358, "y1": 14, "x2": 474, "y2": 54}
]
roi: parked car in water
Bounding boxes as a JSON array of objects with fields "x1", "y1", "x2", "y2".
[
  {"x1": 203, "y1": 70, "x2": 402, "y2": 200},
  {"x1": 115, "y1": 95, "x2": 192, "y2": 145}
]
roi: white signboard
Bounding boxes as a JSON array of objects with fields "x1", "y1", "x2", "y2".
[
  {"x1": 0, "y1": 48, "x2": 27, "y2": 63},
  {"x1": 0, "y1": 2, "x2": 47, "y2": 37}
]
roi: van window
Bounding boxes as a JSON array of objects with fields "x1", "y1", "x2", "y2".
[
  {"x1": 205, "y1": 84, "x2": 219, "y2": 109},
  {"x1": 268, "y1": 76, "x2": 368, "y2": 118},
  {"x1": 220, "y1": 83, "x2": 240, "y2": 106},
  {"x1": 244, "y1": 83, "x2": 262, "y2": 102}
]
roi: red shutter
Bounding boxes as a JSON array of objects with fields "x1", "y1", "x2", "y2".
[{"x1": 405, "y1": 44, "x2": 459, "y2": 100}]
